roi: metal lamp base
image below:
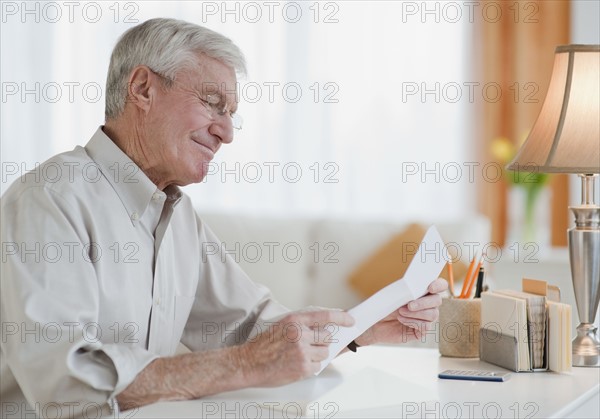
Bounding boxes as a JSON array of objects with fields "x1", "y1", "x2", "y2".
[
  {"x1": 572, "y1": 323, "x2": 600, "y2": 367},
  {"x1": 568, "y1": 175, "x2": 600, "y2": 368}
]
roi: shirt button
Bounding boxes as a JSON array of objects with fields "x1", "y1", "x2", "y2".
[
  {"x1": 131, "y1": 211, "x2": 139, "y2": 221},
  {"x1": 152, "y1": 193, "x2": 161, "y2": 201},
  {"x1": 154, "y1": 298, "x2": 160, "y2": 306}
]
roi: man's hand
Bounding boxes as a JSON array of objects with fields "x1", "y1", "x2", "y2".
[
  {"x1": 355, "y1": 278, "x2": 448, "y2": 346},
  {"x1": 237, "y1": 310, "x2": 355, "y2": 386},
  {"x1": 116, "y1": 309, "x2": 355, "y2": 410}
]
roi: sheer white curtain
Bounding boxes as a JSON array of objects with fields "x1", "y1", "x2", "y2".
[{"x1": 1, "y1": 1, "x2": 475, "y2": 222}]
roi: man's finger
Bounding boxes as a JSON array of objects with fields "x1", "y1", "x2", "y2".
[
  {"x1": 428, "y1": 277, "x2": 448, "y2": 294},
  {"x1": 404, "y1": 293, "x2": 442, "y2": 312},
  {"x1": 397, "y1": 307, "x2": 439, "y2": 323},
  {"x1": 309, "y1": 325, "x2": 338, "y2": 345},
  {"x1": 309, "y1": 345, "x2": 330, "y2": 362},
  {"x1": 301, "y1": 310, "x2": 355, "y2": 328}
]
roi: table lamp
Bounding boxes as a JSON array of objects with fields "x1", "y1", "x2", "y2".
[{"x1": 507, "y1": 45, "x2": 600, "y2": 367}]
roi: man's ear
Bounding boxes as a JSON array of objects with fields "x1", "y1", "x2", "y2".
[{"x1": 126, "y1": 66, "x2": 154, "y2": 113}]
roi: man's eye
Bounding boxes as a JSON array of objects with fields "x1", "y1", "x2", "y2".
[
  {"x1": 217, "y1": 104, "x2": 231, "y2": 116},
  {"x1": 205, "y1": 94, "x2": 221, "y2": 105}
]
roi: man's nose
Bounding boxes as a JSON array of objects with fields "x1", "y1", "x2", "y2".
[{"x1": 209, "y1": 114, "x2": 234, "y2": 144}]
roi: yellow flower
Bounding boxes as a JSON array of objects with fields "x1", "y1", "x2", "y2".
[
  {"x1": 490, "y1": 135, "x2": 550, "y2": 187},
  {"x1": 491, "y1": 137, "x2": 516, "y2": 164}
]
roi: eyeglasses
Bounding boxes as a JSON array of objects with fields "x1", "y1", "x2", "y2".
[
  {"x1": 149, "y1": 68, "x2": 243, "y2": 130},
  {"x1": 198, "y1": 93, "x2": 243, "y2": 131}
]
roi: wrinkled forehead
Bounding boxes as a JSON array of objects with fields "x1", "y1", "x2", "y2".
[{"x1": 184, "y1": 54, "x2": 239, "y2": 102}]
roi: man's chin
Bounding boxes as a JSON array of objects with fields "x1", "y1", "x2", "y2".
[
  {"x1": 169, "y1": 171, "x2": 207, "y2": 187},
  {"x1": 196, "y1": 163, "x2": 213, "y2": 183}
]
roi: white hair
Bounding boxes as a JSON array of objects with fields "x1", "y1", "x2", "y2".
[{"x1": 105, "y1": 18, "x2": 246, "y2": 120}]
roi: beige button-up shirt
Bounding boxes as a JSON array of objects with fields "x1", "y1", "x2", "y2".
[{"x1": 0, "y1": 127, "x2": 288, "y2": 417}]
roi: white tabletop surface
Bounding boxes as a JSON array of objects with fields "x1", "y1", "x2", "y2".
[{"x1": 132, "y1": 345, "x2": 600, "y2": 418}]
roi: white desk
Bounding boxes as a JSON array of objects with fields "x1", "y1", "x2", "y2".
[{"x1": 132, "y1": 346, "x2": 599, "y2": 418}]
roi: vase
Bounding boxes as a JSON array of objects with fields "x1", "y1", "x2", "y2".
[{"x1": 507, "y1": 186, "x2": 550, "y2": 250}]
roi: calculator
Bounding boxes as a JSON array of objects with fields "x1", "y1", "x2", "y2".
[{"x1": 438, "y1": 369, "x2": 511, "y2": 382}]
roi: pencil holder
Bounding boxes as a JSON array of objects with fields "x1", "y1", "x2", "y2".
[{"x1": 438, "y1": 297, "x2": 481, "y2": 358}]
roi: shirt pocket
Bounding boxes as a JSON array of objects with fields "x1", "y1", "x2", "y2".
[{"x1": 170, "y1": 295, "x2": 196, "y2": 354}]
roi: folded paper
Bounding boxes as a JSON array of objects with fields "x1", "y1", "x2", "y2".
[{"x1": 318, "y1": 225, "x2": 448, "y2": 374}]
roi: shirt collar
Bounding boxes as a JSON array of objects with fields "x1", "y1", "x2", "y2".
[{"x1": 85, "y1": 126, "x2": 182, "y2": 226}]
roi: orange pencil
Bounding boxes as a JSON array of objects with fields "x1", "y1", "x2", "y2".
[
  {"x1": 464, "y1": 257, "x2": 484, "y2": 298},
  {"x1": 459, "y1": 254, "x2": 478, "y2": 298},
  {"x1": 448, "y1": 261, "x2": 455, "y2": 297}
]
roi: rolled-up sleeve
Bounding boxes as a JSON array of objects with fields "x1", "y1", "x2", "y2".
[
  {"x1": 1, "y1": 186, "x2": 157, "y2": 417},
  {"x1": 180, "y1": 216, "x2": 290, "y2": 351}
]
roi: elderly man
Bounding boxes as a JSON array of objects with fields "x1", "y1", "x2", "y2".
[{"x1": 0, "y1": 18, "x2": 446, "y2": 417}]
